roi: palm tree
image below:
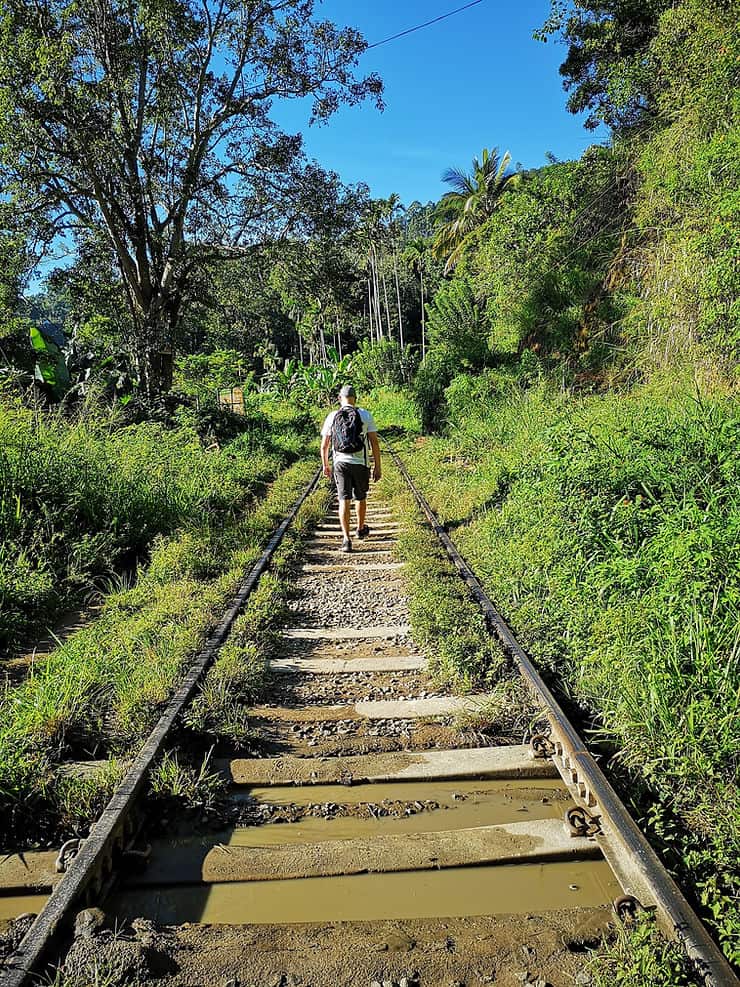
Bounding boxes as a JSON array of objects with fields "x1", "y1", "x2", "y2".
[
  {"x1": 433, "y1": 147, "x2": 516, "y2": 273},
  {"x1": 403, "y1": 238, "x2": 430, "y2": 358}
]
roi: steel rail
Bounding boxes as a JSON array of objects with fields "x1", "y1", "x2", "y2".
[
  {"x1": 387, "y1": 442, "x2": 738, "y2": 987},
  {"x1": 1, "y1": 467, "x2": 323, "y2": 987}
]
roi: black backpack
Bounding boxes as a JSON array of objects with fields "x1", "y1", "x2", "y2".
[{"x1": 331, "y1": 405, "x2": 365, "y2": 455}]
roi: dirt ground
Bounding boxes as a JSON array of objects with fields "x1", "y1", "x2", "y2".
[{"x1": 48, "y1": 909, "x2": 611, "y2": 986}]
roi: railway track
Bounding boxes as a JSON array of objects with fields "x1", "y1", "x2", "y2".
[{"x1": 0, "y1": 449, "x2": 736, "y2": 987}]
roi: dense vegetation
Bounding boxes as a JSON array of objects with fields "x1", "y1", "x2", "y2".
[
  {"x1": 0, "y1": 395, "x2": 308, "y2": 652},
  {"x1": 0, "y1": 0, "x2": 737, "y2": 979},
  {"x1": 0, "y1": 451, "x2": 319, "y2": 842},
  {"x1": 380, "y1": 377, "x2": 738, "y2": 967}
]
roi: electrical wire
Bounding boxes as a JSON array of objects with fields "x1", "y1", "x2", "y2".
[{"x1": 366, "y1": 0, "x2": 485, "y2": 50}]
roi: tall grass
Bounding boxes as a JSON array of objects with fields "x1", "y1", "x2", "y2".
[
  {"x1": 400, "y1": 370, "x2": 739, "y2": 964},
  {"x1": 0, "y1": 412, "x2": 319, "y2": 843},
  {"x1": 0, "y1": 395, "x2": 307, "y2": 652}
]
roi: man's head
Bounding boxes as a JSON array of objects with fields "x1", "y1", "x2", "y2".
[{"x1": 338, "y1": 384, "x2": 357, "y2": 406}]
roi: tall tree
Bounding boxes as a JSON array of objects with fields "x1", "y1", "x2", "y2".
[
  {"x1": 535, "y1": 0, "x2": 671, "y2": 131},
  {"x1": 432, "y1": 147, "x2": 516, "y2": 273},
  {"x1": 0, "y1": 204, "x2": 34, "y2": 375},
  {"x1": 0, "y1": 0, "x2": 382, "y2": 402},
  {"x1": 403, "y1": 238, "x2": 429, "y2": 358}
]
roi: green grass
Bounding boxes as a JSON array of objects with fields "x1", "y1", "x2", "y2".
[
  {"x1": 0, "y1": 458, "x2": 322, "y2": 844},
  {"x1": 393, "y1": 369, "x2": 739, "y2": 969},
  {"x1": 376, "y1": 463, "x2": 505, "y2": 692},
  {"x1": 589, "y1": 912, "x2": 697, "y2": 987},
  {"x1": 365, "y1": 386, "x2": 421, "y2": 435},
  {"x1": 148, "y1": 749, "x2": 226, "y2": 811},
  {"x1": 0, "y1": 393, "x2": 309, "y2": 653},
  {"x1": 185, "y1": 480, "x2": 333, "y2": 745}
]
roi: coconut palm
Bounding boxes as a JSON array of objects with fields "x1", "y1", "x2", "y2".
[
  {"x1": 403, "y1": 238, "x2": 431, "y2": 357},
  {"x1": 433, "y1": 147, "x2": 516, "y2": 273}
]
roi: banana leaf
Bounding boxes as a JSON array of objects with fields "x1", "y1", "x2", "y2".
[{"x1": 30, "y1": 323, "x2": 70, "y2": 400}]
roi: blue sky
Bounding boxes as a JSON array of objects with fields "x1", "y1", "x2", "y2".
[{"x1": 272, "y1": 0, "x2": 608, "y2": 205}]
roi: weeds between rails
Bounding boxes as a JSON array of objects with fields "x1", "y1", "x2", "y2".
[{"x1": 0, "y1": 459, "x2": 323, "y2": 848}]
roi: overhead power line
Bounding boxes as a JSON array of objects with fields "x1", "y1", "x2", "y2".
[{"x1": 366, "y1": 0, "x2": 485, "y2": 50}]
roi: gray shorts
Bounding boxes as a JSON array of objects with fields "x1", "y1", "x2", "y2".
[{"x1": 334, "y1": 461, "x2": 370, "y2": 501}]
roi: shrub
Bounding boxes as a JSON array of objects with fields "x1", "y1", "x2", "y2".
[{"x1": 351, "y1": 340, "x2": 418, "y2": 391}]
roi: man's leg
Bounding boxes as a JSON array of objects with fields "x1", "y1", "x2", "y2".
[
  {"x1": 356, "y1": 497, "x2": 367, "y2": 531},
  {"x1": 334, "y1": 464, "x2": 352, "y2": 543},
  {"x1": 339, "y1": 497, "x2": 352, "y2": 539}
]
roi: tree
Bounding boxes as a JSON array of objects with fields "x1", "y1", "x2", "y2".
[
  {"x1": 0, "y1": 204, "x2": 34, "y2": 376},
  {"x1": 0, "y1": 0, "x2": 382, "y2": 402},
  {"x1": 432, "y1": 147, "x2": 516, "y2": 273},
  {"x1": 403, "y1": 238, "x2": 430, "y2": 357},
  {"x1": 535, "y1": 0, "x2": 672, "y2": 131}
]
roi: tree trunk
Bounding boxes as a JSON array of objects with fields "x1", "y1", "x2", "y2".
[
  {"x1": 318, "y1": 319, "x2": 327, "y2": 364},
  {"x1": 133, "y1": 309, "x2": 175, "y2": 405},
  {"x1": 381, "y1": 267, "x2": 392, "y2": 342},
  {"x1": 371, "y1": 247, "x2": 384, "y2": 339},
  {"x1": 394, "y1": 253, "x2": 404, "y2": 349},
  {"x1": 367, "y1": 278, "x2": 374, "y2": 342},
  {"x1": 374, "y1": 263, "x2": 384, "y2": 338},
  {"x1": 420, "y1": 264, "x2": 426, "y2": 359}
]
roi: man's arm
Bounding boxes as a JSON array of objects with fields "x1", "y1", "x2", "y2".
[
  {"x1": 368, "y1": 431, "x2": 382, "y2": 481},
  {"x1": 321, "y1": 434, "x2": 332, "y2": 478}
]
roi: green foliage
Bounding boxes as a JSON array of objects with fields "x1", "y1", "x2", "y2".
[
  {"x1": 413, "y1": 278, "x2": 493, "y2": 432},
  {"x1": 420, "y1": 5, "x2": 737, "y2": 385},
  {"x1": 261, "y1": 350, "x2": 354, "y2": 406},
  {"x1": 52, "y1": 761, "x2": 126, "y2": 836},
  {"x1": 29, "y1": 324, "x2": 70, "y2": 399},
  {"x1": 363, "y1": 387, "x2": 420, "y2": 435},
  {"x1": 0, "y1": 457, "x2": 319, "y2": 843},
  {"x1": 175, "y1": 350, "x2": 255, "y2": 398},
  {"x1": 412, "y1": 347, "x2": 457, "y2": 435},
  {"x1": 589, "y1": 912, "x2": 697, "y2": 986},
  {"x1": 350, "y1": 340, "x2": 418, "y2": 392},
  {"x1": 444, "y1": 367, "x2": 523, "y2": 424},
  {"x1": 401, "y1": 376, "x2": 739, "y2": 961},
  {"x1": 0, "y1": 0, "x2": 381, "y2": 402},
  {"x1": 426, "y1": 278, "x2": 491, "y2": 366},
  {"x1": 626, "y1": 0, "x2": 740, "y2": 367},
  {"x1": 469, "y1": 148, "x2": 632, "y2": 364},
  {"x1": 149, "y1": 750, "x2": 226, "y2": 810},
  {"x1": 536, "y1": 0, "x2": 673, "y2": 131},
  {"x1": 0, "y1": 395, "x2": 310, "y2": 651},
  {"x1": 432, "y1": 147, "x2": 517, "y2": 272}
]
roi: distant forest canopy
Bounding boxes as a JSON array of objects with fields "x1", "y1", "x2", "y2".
[{"x1": 0, "y1": 0, "x2": 737, "y2": 408}]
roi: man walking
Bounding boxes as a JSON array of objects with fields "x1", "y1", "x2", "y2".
[{"x1": 321, "y1": 384, "x2": 382, "y2": 553}]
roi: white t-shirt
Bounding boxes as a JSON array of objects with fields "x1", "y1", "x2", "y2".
[{"x1": 321, "y1": 406, "x2": 378, "y2": 466}]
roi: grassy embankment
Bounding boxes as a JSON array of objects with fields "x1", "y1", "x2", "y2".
[
  {"x1": 0, "y1": 395, "x2": 321, "y2": 845},
  {"x1": 371, "y1": 378, "x2": 738, "y2": 977}
]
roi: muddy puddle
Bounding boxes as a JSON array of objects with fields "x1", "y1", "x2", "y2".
[
  {"x1": 0, "y1": 892, "x2": 47, "y2": 924},
  {"x1": 109, "y1": 859, "x2": 620, "y2": 926},
  {"x1": 227, "y1": 778, "x2": 570, "y2": 841}
]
